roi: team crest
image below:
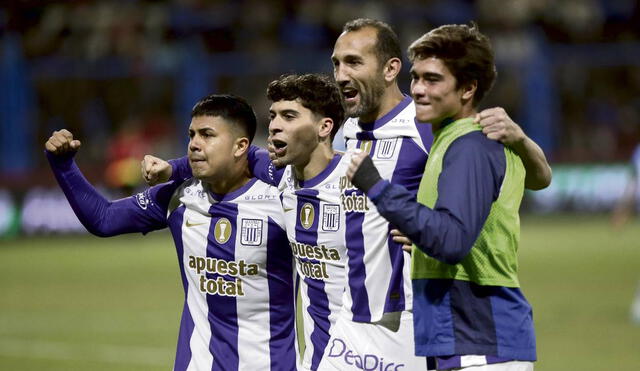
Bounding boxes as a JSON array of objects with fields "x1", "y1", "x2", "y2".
[
  {"x1": 241, "y1": 219, "x2": 263, "y2": 246},
  {"x1": 358, "y1": 140, "x2": 373, "y2": 155},
  {"x1": 214, "y1": 218, "x2": 232, "y2": 244},
  {"x1": 300, "y1": 203, "x2": 315, "y2": 230},
  {"x1": 375, "y1": 138, "x2": 397, "y2": 159},
  {"x1": 322, "y1": 204, "x2": 340, "y2": 231}
]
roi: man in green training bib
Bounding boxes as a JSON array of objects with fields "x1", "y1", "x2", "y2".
[{"x1": 346, "y1": 23, "x2": 537, "y2": 371}]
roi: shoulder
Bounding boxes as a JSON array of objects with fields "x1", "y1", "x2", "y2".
[
  {"x1": 449, "y1": 131, "x2": 503, "y2": 156},
  {"x1": 445, "y1": 131, "x2": 506, "y2": 174}
]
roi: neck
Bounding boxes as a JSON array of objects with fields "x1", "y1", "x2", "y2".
[
  {"x1": 359, "y1": 84, "x2": 404, "y2": 123},
  {"x1": 205, "y1": 160, "x2": 252, "y2": 194},
  {"x1": 293, "y1": 142, "x2": 334, "y2": 181},
  {"x1": 431, "y1": 106, "x2": 477, "y2": 133}
]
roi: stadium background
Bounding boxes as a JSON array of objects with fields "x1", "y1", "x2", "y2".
[{"x1": 0, "y1": 0, "x2": 639, "y2": 370}]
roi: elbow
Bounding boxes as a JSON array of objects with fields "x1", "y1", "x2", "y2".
[
  {"x1": 85, "y1": 226, "x2": 113, "y2": 238},
  {"x1": 525, "y1": 168, "x2": 552, "y2": 190},
  {"x1": 82, "y1": 221, "x2": 116, "y2": 238}
]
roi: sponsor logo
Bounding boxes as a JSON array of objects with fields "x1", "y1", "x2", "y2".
[
  {"x1": 322, "y1": 204, "x2": 340, "y2": 231},
  {"x1": 300, "y1": 203, "x2": 314, "y2": 229},
  {"x1": 185, "y1": 219, "x2": 207, "y2": 227},
  {"x1": 328, "y1": 338, "x2": 405, "y2": 371},
  {"x1": 188, "y1": 255, "x2": 259, "y2": 297},
  {"x1": 214, "y1": 218, "x2": 232, "y2": 244},
  {"x1": 241, "y1": 218, "x2": 262, "y2": 246},
  {"x1": 135, "y1": 191, "x2": 150, "y2": 210}
]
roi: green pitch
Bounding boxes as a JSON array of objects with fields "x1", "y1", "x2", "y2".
[{"x1": 0, "y1": 215, "x2": 639, "y2": 370}]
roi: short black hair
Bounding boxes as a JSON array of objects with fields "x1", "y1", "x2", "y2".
[
  {"x1": 408, "y1": 23, "x2": 497, "y2": 106},
  {"x1": 343, "y1": 18, "x2": 402, "y2": 67},
  {"x1": 266, "y1": 74, "x2": 345, "y2": 140},
  {"x1": 191, "y1": 94, "x2": 257, "y2": 143}
]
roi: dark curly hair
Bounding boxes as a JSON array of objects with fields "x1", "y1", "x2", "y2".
[
  {"x1": 267, "y1": 73, "x2": 345, "y2": 139},
  {"x1": 191, "y1": 94, "x2": 257, "y2": 143},
  {"x1": 408, "y1": 23, "x2": 497, "y2": 107}
]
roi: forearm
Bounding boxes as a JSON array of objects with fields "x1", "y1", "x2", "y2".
[
  {"x1": 369, "y1": 181, "x2": 476, "y2": 264},
  {"x1": 47, "y1": 152, "x2": 152, "y2": 236},
  {"x1": 511, "y1": 136, "x2": 552, "y2": 190},
  {"x1": 169, "y1": 156, "x2": 192, "y2": 182}
]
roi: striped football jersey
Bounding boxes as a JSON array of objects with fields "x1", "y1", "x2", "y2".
[
  {"x1": 164, "y1": 177, "x2": 296, "y2": 371},
  {"x1": 342, "y1": 96, "x2": 433, "y2": 322},
  {"x1": 277, "y1": 154, "x2": 348, "y2": 371}
]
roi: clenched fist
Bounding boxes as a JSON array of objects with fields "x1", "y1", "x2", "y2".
[
  {"x1": 474, "y1": 107, "x2": 525, "y2": 146},
  {"x1": 45, "y1": 129, "x2": 81, "y2": 155},
  {"x1": 141, "y1": 155, "x2": 172, "y2": 185}
]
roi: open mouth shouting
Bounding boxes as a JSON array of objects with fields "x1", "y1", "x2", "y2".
[
  {"x1": 271, "y1": 138, "x2": 288, "y2": 156},
  {"x1": 341, "y1": 87, "x2": 359, "y2": 104}
]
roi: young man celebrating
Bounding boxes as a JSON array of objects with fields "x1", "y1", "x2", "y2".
[
  {"x1": 347, "y1": 24, "x2": 537, "y2": 370},
  {"x1": 46, "y1": 95, "x2": 296, "y2": 371}
]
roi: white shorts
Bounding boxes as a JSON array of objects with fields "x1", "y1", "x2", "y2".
[
  {"x1": 316, "y1": 310, "x2": 430, "y2": 371},
  {"x1": 451, "y1": 361, "x2": 534, "y2": 371}
]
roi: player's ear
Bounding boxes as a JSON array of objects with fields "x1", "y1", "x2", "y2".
[
  {"x1": 319, "y1": 117, "x2": 334, "y2": 141},
  {"x1": 383, "y1": 57, "x2": 402, "y2": 83},
  {"x1": 461, "y1": 80, "x2": 477, "y2": 103},
  {"x1": 234, "y1": 136, "x2": 250, "y2": 158}
]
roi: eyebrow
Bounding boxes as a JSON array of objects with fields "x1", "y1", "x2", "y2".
[
  {"x1": 270, "y1": 109, "x2": 300, "y2": 116},
  {"x1": 410, "y1": 69, "x2": 444, "y2": 79}
]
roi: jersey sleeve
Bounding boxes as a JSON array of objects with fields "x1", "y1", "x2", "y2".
[
  {"x1": 169, "y1": 155, "x2": 192, "y2": 182},
  {"x1": 169, "y1": 145, "x2": 285, "y2": 186},
  {"x1": 248, "y1": 146, "x2": 285, "y2": 186},
  {"x1": 368, "y1": 132, "x2": 505, "y2": 264},
  {"x1": 47, "y1": 150, "x2": 179, "y2": 237}
]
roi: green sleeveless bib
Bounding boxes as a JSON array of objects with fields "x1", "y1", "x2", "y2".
[{"x1": 411, "y1": 118, "x2": 525, "y2": 287}]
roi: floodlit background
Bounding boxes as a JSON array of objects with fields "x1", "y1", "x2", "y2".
[{"x1": 1, "y1": 0, "x2": 639, "y2": 370}]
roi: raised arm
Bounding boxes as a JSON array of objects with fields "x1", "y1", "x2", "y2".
[
  {"x1": 141, "y1": 145, "x2": 284, "y2": 186},
  {"x1": 476, "y1": 107, "x2": 552, "y2": 190},
  {"x1": 46, "y1": 130, "x2": 172, "y2": 237}
]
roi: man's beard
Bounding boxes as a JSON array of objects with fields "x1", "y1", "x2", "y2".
[{"x1": 346, "y1": 79, "x2": 385, "y2": 119}]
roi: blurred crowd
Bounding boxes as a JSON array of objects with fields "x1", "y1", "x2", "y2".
[{"x1": 1, "y1": 0, "x2": 640, "y2": 187}]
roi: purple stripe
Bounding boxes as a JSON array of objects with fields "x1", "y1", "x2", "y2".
[
  {"x1": 486, "y1": 356, "x2": 513, "y2": 364},
  {"x1": 168, "y1": 206, "x2": 193, "y2": 371},
  {"x1": 174, "y1": 302, "x2": 196, "y2": 371},
  {"x1": 357, "y1": 95, "x2": 413, "y2": 131},
  {"x1": 390, "y1": 137, "x2": 429, "y2": 193},
  {"x1": 294, "y1": 189, "x2": 331, "y2": 371},
  {"x1": 266, "y1": 217, "x2": 297, "y2": 370},
  {"x1": 435, "y1": 355, "x2": 462, "y2": 369},
  {"x1": 344, "y1": 138, "x2": 372, "y2": 321},
  {"x1": 381, "y1": 137, "x2": 430, "y2": 313},
  {"x1": 345, "y1": 208, "x2": 370, "y2": 321},
  {"x1": 383, "y1": 224, "x2": 405, "y2": 313},
  {"x1": 207, "y1": 202, "x2": 240, "y2": 371}
]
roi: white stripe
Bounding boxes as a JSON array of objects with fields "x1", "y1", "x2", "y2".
[
  {"x1": 460, "y1": 355, "x2": 488, "y2": 367},
  {"x1": 0, "y1": 337, "x2": 170, "y2": 366},
  {"x1": 235, "y1": 206, "x2": 271, "y2": 370},
  {"x1": 182, "y1": 209, "x2": 214, "y2": 371}
]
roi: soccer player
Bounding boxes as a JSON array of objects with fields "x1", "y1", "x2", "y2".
[
  {"x1": 45, "y1": 95, "x2": 297, "y2": 371},
  {"x1": 347, "y1": 24, "x2": 537, "y2": 370},
  {"x1": 143, "y1": 18, "x2": 551, "y2": 370}
]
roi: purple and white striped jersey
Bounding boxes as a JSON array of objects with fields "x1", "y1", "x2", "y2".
[
  {"x1": 277, "y1": 154, "x2": 348, "y2": 371},
  {"x1": 168, "y1": 177, "x2": 296, "y2": 371},
  {"x1": 341, "y1": 96, "x2": 433, "y2": 322},
  {"x1": 46, "y1": 152, "x2": 296, "y2": 371}
]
